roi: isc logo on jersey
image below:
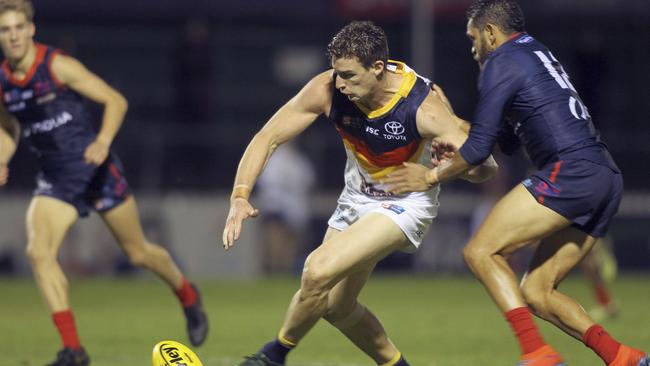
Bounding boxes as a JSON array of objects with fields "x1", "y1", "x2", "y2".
[{"x1": 152, "y1": 340, "x2": 203, "y2": 366}]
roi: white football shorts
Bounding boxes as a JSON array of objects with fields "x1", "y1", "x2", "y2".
[{"x1": 327, "y1": 187, "x2": 440, "y2": 252}]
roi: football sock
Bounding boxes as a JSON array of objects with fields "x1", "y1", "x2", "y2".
[
  {"x1": 393, "y1": 355, "x2": 410, "y2": 366},
  {"x1": 380, "y1": 352, "x2": 410, "y2": 366},
  {"x1": 261, "y1": 337, "x2": 295, "y2": 364},
  {"x1": 595, "y1": 284, "x2": 612, "y2": 306},
  {"x1": 583, "y1": 324, "x2": 621, "y2": 364},
  {"x1": 505, "y1": 307, "x2": 546, "y2": 354},
  {"x1": 52, "y1": 310, "x2": 82, "y2": 350},
  {"x1": 175, "y1": 277, "x2": 197, "y2": 307}
]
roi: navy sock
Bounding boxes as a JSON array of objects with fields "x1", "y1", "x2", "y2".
[
  {"x1": 261, "y1": 339, "x2": 294, "y2": 364},
  {"x1": 380, "y1": 353, "x2": 410, "y2": 366},
  {"x1": 394, "y1": 356, "x2": 410, "y2": 366}
]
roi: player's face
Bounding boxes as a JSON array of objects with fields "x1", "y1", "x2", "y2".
[
  {"x1": 0, "y1": 11, "x2": 35, "y2": 62},
  {"x1": 332, "y1": 57, "x2": 383, "y2": 102},
  {"x1": 466, "y1": 19, "x2": 490, "y2": 66}
]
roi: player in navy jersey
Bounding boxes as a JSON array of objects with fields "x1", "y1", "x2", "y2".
[
  {"x1": 0, "y1": 1, "x2": 208, "y2": 365},
  {"x1": 384, "y1": 1, "x2": 647, "y2": 365},
  {"x1": 222, "y1": 21, "x2": 497, "y2": 366}
]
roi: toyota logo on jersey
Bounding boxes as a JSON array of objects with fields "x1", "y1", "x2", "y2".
[{"x1": 385, "y1": 121, "x2": 404, "y2": 135}]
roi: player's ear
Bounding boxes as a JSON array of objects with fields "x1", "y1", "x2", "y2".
[
  {"x1": 484, "y1": 23, "x2": 498, "y2": 46},
  {"x1": 370, "y1": 60, "x2": 385, "y2": 77}
]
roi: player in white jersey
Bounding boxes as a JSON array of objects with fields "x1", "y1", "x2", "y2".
[{"x1": 222, "y1": 21, "x2": 497, "y2": 366}]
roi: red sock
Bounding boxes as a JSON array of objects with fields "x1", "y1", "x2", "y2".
[
  {"x1": 52, "y1": 310, "x2": 81, "y2": 350},
  {"x1": 595, "y1": 285, "x2": 611, "y2": 306},
  {"x1": 175, "y1": 277, "x2": 197, "y2": 307},
  {"x1": 505, "y1": 307, "x2": 546, "y2": 354},
  {"x1": 584, "y1": 324, "x2": 621, "y2": 364}
]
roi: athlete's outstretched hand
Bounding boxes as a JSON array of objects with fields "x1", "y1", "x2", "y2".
[
  {"x1": 0, "y1": 163, "x2": 8, "y2": 186},
  {"x1": 431, "y1": 139, "x2": 457, "y2": 166},
  {"x1": 383, "y1": 162, "x2": 433, "y2": 195},
  {"x1": 222, "y1": 198, "x2": 260, "y2": 250},
  {"x1": 84, "y1": 139, "x2": 109, "y2": 166}
]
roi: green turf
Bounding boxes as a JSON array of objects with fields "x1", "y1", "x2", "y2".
[{"x1": 2, "y1": 275, "x2": 649, "y2": 365}]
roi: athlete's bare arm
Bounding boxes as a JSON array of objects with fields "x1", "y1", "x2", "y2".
[
  {"x1": 222, "y1": 70, "x2": 334, "y2": 249},
  {"x1": 382, "y1": 87, "x2": 497, "y2": 194},
  {"x1": 420, "y1": 88, "x2": 497, "y2": 183},
  {"x1": 50, "y1": 54, "x2": 128, "y2": 166},
  {"x1": 0, "y1": 102, "x2": 19, "y2": 186}
]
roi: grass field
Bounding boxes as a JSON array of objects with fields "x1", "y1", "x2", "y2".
[{"x1": 3, "y1": 275, "x2": 649, "y2": 365}]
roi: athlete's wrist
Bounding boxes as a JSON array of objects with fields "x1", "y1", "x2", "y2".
[
  {"x1": 95, "y1": 134, "x2": 113, "y2": 145},
  {"x1": 425, "y1": 168, "x2": 438, "y2": 186},
  {"x1": 230, "y1": 184, "x2": 252, "y2": 201}
]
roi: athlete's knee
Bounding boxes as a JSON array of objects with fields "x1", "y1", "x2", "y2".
[
  {"x1": 463, "y1": 241, "x2": 489, "y2": 268},
  {"x1": 25, "y1": 239, "x2": 57, "y2": 265},
  {"x1": 300, "y1": 268, "x2": 330, "y2": 299},
  {"x1": 520, "y1": 277, "x2": 551, "y2": 315},
  {"x1": 123, "y1": 241, "x2": 152, "y2": 267},
  {"x1": 300, "y1": 255, "x2": 335, "y2": 299}
]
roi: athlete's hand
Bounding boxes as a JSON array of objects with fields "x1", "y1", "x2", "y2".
[
  {"x1": 383, "y1": 162, "x2": 434, "y2": 194},
  {"x1": 0, "y1": 163, "x2": 8, "y2": 186},
  {"x1": 222, "y1": 198, "x2": 260, "y2": 250},
  {"x1": 431, "y1": 139, "x2": 457, "y2": 166},
  {"x1": 84, "y1": 139, "x2": 110, "y2": 166}
]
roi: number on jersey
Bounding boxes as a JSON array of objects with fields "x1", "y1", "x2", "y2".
[{"x1": 534, "y1": 50, "x2": 590, "y2": 121}]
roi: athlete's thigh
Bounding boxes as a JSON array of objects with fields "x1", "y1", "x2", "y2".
[
  {"x1": 306, "y1": 213, "x2": 408, "y2": 283},
  {"x1": 318, "y1": 227, "x2": 373, "y2": 305},
  {"x1": 98, "y1": 196, "x2": 146, "y2": 247},
  {"x1": 26, "y1": 196, "x2": 78, "y2": 253},
  {"x1": 321, "y1": 227, "x2": 341, "y2": 243},
  {"x1": 470, "y1": 184, "x2": 572, "y2": 255},
  {"x1": 524, "y1": 226, "x2": 597, "y2": 287}
]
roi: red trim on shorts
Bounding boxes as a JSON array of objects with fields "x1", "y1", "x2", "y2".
[
  {"x1": 3, "y1": 43, "x2": 47, "y2": 87},
  {"x1": 538, "y1": 196, "x2": 545, "y2": 204},
  {"x1": 549, "y1": 161, "x2": 563, "y2": 182},
  {"x1": 108, "y1": 163, "x2": 122, "y2": 179}
]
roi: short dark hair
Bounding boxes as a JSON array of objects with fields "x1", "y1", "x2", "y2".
[
  {"x1": 467, "y1": 0, "x2": 525, "y2": 34},
  {"x1": 326, "y1": 21, "x2": 389, "y2": 69},
  {"x1": 0, "y1": 0, "x2": 33, "y2": 21}
]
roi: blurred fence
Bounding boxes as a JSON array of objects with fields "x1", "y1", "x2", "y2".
[{"x1": 1, "y1": 191, "x2": 649, "y2": 278}]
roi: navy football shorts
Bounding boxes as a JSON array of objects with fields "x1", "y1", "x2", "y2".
[
  {"x1": 33, "y1": 153, "x2": 131, "y2": 217},
  {"x1": 522, "y1": 159, "x2": 623, "y2": 237}
]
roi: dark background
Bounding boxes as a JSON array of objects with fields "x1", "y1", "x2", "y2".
[{"x1": 3, "y1": 0, "x2": 648, "y2": 192}]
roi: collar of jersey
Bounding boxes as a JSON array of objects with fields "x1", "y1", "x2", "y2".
[
  {"x1": 354, "y1": 60, "x2": 417, "y2": 119},
  {"x1": 2, "y1": 43, "x2": 47, "y2": 87}
]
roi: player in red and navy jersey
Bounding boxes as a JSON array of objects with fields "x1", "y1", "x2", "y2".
[
  {"x1": 385, "y1": 1, "x2": 647, "y2": 365},
  {"x1": 0, "y1": 1, "x2": 207, "y2": 364},
  {"x1": 223, "y1": 21, "x2": 497, "y2": 366}
]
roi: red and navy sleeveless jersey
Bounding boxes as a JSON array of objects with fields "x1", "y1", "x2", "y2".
[
  {"x1": 0, "y1": 43, "x2": 94, "y2": 168},
  {"x1": 328, "y1": 61, "x2": 436, "y2": 197},
  {"x1": 459, "y1": 33, "x2": 619, "y2": 171}
]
